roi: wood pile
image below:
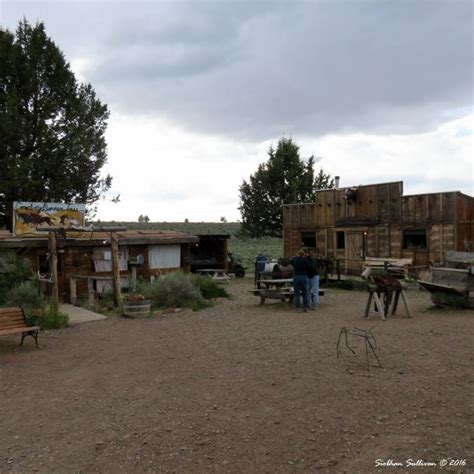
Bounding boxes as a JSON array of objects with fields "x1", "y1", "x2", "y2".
[{"x1": 363, "y1": 257, "x2": 412, "y2": 278}]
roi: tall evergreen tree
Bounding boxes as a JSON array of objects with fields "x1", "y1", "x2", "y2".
[
  {"x1": 0, "y1": 20, "x2": 111, "y2": 229},
  {"x1": 239, "y1": 138, "x2": 334, "y2": 237}
]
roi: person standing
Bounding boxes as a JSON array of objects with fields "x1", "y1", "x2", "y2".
[
  {"x1": 290, "y1": 249, "x2": 310, "y2": 312},
  {"x1": 255, "y1": 253, "x2": 267, "y2": 287},
  {"x1": 307, "y1": 249, "x2": 320, "y2": 310}
]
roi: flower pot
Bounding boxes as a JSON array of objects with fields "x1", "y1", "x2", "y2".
[{"x1": 123, "y1": 299, "x2": 152, "y2": 317}]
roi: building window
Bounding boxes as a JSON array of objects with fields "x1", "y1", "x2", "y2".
[
  {"x1": 301, "y1": 232, "x2": 316, "y2": 248},
  {"x1": 403, "y1": 230, "x2": 427, "y2": 249},
  {"x1": 336, "y1": 231, "x2": 345, "y2": 250},
  {"x1": 93, "y1": 247, "x2": 128, "y2": 272},
  {"x1": 149, "y1": 245, "x2": 181, "y2": 269}
]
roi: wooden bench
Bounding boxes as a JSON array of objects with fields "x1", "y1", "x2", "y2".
[
  {"x1": 249, "y1": 288, "x2": 326, "y2": 305},
  {"x1": 0, "y1": 307, "x2": 41, "y2": 348}
]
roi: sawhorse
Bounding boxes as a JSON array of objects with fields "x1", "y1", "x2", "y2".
[{"x1": 364, "y1": 284, "x2": 412, "y2": 320}]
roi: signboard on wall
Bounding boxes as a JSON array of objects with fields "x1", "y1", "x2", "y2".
[{"x1": 13, "y1": 201, "x2": 86, "y2": 236}]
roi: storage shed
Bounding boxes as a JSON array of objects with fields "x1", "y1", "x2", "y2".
[
  {"x1": 190, "y1": 234, "x2": 230, "y2": 272},
  {"x1": 283, "y1": 181, "x2": 473, "y2": 272},
  {"x1": 0, "y1": 229, "x2": 198, "y2": 302}
]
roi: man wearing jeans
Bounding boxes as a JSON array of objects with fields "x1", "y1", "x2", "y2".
[
  {"x1": 290, "y1": 249, "x2": 310, "y2": 312},
  {"x1": 307, "y1": 249, "x2": 319, "y2": 309}
]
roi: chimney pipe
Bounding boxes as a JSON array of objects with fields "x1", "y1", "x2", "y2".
[{"x1": 335, "y1": 176, "x2": 340, "y2": 189}]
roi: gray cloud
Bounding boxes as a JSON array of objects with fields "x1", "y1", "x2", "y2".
[{"x1": 4, "y1": 1, "x2": 473, "y2": 140}]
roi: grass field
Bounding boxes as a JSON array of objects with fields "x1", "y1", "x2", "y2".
[{"x1": 96, "y1": 221, "x2": 283, "y2": 271}]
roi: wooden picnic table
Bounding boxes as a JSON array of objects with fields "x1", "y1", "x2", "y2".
[
  {"x1": 196, "y1": 268, "x2": 230, "y2": 283},
  {"x1": 250, "y1": 278, "x2": 325, "y2": 305},
  {"x1": 257, "y1": 278, "x2": 293, "y2": 289}
]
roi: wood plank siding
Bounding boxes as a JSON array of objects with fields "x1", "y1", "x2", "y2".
[
  {"x1": 0, "y1": 230, "x2": 198, "y2": 302},
  {"x1": 283, "y1": 182, "x2": 473, "y2": 269}
]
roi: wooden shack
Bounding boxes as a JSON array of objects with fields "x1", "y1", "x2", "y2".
[
  {"x1": 190, "y1": 234, "x2": 229, "y2": 273},
  {"x1": 0, "y1": 229, "x2": 198, "y2": 302},
  {"x1": 283, "y1": 181, "x2": 473, "y2": 273}
]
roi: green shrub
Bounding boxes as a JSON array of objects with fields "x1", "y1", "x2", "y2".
[
  {"x1": 99, "y1": 287, "x2": 115, "y2": 307},
  {"x1": 37, "y1": 305, "x2": 69, "y2": 329},
  {"x1": 0, "y1": 253, "x2": 35, "y2": 304},
  {"x1": 5, "y1": 279, "x2": 45, "y2": 310},
  {"x1": 139, "y1": 272, "x2": 204, "y2": 309},
  {"x1": 191, "y1": 275, "x2": 230, "y2": 299}
]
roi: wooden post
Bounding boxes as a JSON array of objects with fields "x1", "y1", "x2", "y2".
[
  {"x1": 400, "y1": 290, "x2": 413, "y2": 318},
  {"x1": 111, "y1": 232, "x2": 122, "y2": 307},
  {"x1": 131, "y1": 266, "x2": 137, "y2": 286},
  {"x1": 87, "y1": 277, "x2": 95, "y2": 307},
  {"x1": 70, "y1": 277, "x2": 77, "y2": 305},
  {"x1": 49, "y1": 231, "x2": 59, "y2": 311}
]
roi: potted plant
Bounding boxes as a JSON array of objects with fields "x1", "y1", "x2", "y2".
[{"x1": 122, "y1": 293, "x2": 151, "y2": 317}]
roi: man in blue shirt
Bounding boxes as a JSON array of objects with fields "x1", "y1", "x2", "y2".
[{"x1": 290, "y1": 250, "x2": 310, "y2": 312}]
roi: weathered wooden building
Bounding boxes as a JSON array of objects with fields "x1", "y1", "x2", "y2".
[
  {"x1": 283, "y1": 181, "x2": 474, "y2": 272},
  {"x1": 190, "y1": 234, "x2": 229, "y2": 272},
  {"x1": 0, "y1": 230, "x2": 198, "y2": 301}
]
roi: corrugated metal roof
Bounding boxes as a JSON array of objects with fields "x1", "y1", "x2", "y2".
[{"x1": 0, "y1": 229, "x2": 199, "y2": 248}]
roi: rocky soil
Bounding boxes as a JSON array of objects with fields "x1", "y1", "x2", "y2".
[{"x1": 0, "y1": 278, "x2": 472, "y2": 473}]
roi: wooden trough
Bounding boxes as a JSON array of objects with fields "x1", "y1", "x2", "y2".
[{"x1": 419, "y1": 266, "x2": 474, "y2": 309}]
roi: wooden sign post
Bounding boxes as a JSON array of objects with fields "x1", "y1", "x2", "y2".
[
  {"x1": 37, "y1": 225, "x2": 126, "y2": 309},
  {"x1": 49, "y1": 231, "x2": 59, "y2": 312},
  {"x1": 111, "y1": 232, "x2": 122, "y2": 307}
]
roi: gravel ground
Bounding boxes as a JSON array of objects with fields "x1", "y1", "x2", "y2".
[{"x1": 0, "y1": 278, "x2": 472, "y2": 473}]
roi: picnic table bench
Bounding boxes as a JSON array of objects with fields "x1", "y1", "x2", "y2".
[
  {"x1": 0, "y1": 307, "x2": 41, "y2": 348},
  {"x1": 249, "y1": 279, "x2": 326, "y2": 305},
  {"x1": 196, "y1": 268, "x2": 231, "y2": 283}
]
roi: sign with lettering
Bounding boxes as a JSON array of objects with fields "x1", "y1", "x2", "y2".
[{"x1": 13, "y1": 201, "x2": 86, "y2": 236}]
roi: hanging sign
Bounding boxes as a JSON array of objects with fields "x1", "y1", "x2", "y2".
[{"x1": 13, "y1": 201, "x2": 86, "y2": 236}]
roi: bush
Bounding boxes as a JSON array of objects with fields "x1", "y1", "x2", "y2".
[
  {"x1": 5, "y1": 279, "x2": 45, "y2": 311},
  {"x1": 139, "y1": 272, "x2": 204, "y2": 309},
  {"x1": 191, "y1": 275, "x2": 230, "y2": 299},
  {"x1": 98, "y1": 287, "x2": 115, "y2": 308},
  {"x1": 37, "y1": 305, "x2": 69, "y2": 329},
  {"x1": 0, "y1": 253, "x2": 35, "y2": 304}
]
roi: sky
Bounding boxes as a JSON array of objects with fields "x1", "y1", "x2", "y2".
[{"x1": 1, "y1": 0, "x2": 473, "y2": 222}]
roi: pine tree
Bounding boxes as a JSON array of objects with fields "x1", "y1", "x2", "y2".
[
  {"x1": 239, "y1": 138, "x2": 334, "y2": 236},
  {"x1": 0, "y1": 20, "x2": 111, "y2": 229}
]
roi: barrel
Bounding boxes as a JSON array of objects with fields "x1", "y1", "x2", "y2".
[{"x1": 123, "y1": 299, "x2": 152, "y2": 317}]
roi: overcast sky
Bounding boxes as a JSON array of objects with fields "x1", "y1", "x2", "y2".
[{"x1": 2, "y1": 0, "x2": 473, "y2": 222}]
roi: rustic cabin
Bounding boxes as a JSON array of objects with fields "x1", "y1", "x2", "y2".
[
  {"x1": 283, "y1": 181, "x2": 474, "y2": 273},
  {"x1": 0, "y1": 230, "x2": 198, "y2": 302},
  {"x1": 190, "y1": 234, "x2": 229, "y2": 272}
]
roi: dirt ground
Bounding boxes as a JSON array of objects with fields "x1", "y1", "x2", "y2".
[{"x1": 1, "y1": 278, "x2": 472, "y2": 473}]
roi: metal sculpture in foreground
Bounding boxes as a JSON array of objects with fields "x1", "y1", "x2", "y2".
[{"x1": 336, "y1": 326, "x2": 382, "y2": 370}]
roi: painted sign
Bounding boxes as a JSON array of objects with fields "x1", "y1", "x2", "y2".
[{"x1": 13, "y1": 201, "x2": 86, "y2": 236}]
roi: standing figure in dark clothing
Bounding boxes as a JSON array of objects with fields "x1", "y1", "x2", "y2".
[{"x1": 290, "y1": 249, "x2": 310, "y2": 312}]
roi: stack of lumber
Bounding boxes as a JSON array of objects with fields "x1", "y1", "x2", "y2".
[
  {"x1": 444, "y1": 251, "x2": 474, "y2": 269},
  {"x1": 363, "y1": 257, "x2": 412, "y2": 278}
]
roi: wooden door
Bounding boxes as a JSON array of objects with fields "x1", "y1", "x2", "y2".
[{"x1": 346, "y1": 231, "x2": 365, "y2": 274}]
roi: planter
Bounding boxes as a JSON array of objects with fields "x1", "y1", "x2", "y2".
[{"x1": 123, "y1": 299, "x2": 152, "y2": 318}]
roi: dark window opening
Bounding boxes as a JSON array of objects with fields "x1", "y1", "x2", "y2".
[
  {"x1": 403, "y1": 229, "x2": 427, "y2": 249},
  {"x1": 38, "y1": 254, "x2": 50, "y2": 274},
  {"x1": 301, "y1": 232, "x2": 316, "y2": 248},
  {"x1": 336, "y1": 231, "x2": 345, "y2": 250}
]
